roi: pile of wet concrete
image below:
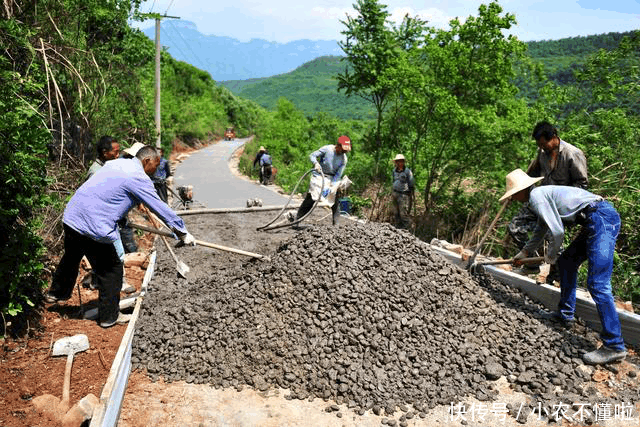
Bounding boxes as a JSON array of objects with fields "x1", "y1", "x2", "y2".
[{"x1": 132, "y1": 221, "x2": 619, "y2": 420}]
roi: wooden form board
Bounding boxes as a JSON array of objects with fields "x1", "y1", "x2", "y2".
[
  {"x1": 89, "y1": 250, "x2": 157, "y2": 427},
  {"x1": 430, "y1": 245, "x2": 640, "y2": 347}
]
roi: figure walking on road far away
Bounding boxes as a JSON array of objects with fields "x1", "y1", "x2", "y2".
[
  {"x1": 507, "y1": 121, "x2": 588, "y2": 280},
  {"x1": 253, "y1": 146, "x2": 268, "y2": 184},
  {"x1": 152, "y1": 147, "x2": 172, "y2": 203},
  {"x1": 295, "y1": 136, "x2": 351, "y2": 226},
  {"x1": 45, "y1": 146, "x2": 196, "y2": 328},
  {"x1": 501, "y1": 168, "x2": 626, "y2": 365},
  {"x1": 391, "y1": 154, "x2": 415, "y2": 230},
  {"x1": 259, "y1": 149, "x2": 273, "y2": 185}
]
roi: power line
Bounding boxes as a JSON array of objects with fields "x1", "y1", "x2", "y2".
[
  {"x1": 147, "y1": 0, "x2": 157, "y2": 14},
  {"x1": 167, "y1": 23, "x2": 209, "y2": 71},
  {"x1": 160, "y1": 26, "x2": 191, "y2": 64},
  {"x1": 165, "y1": 0, "x2": 175, "y2": 15}
]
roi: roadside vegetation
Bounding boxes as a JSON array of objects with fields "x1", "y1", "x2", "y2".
[{"x1": 1, "y1": 0, "x2": 638, "y2": 335}]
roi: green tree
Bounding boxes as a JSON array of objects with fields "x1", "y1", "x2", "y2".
[
  {"x1": 337, "y1": 0, "x2": 424, "y2": 169},
  {"x1": 386, "y1": 2, "x2": 530, "y2": 209}
]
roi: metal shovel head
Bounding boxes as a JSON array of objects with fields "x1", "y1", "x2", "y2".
[
  {"x1": 176, "y1": 259, "x2": 190, "y2": 278},
  {"x1": 52, "y1": 334, "x2": 90, "y2": 357}
]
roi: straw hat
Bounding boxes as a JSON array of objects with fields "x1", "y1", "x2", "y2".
[
  {"x1": 123, "y1": 142, "x2": 146, "y2": 157},
  {"x1": 393, "y1": 154, "x2": 405, "y2": 161},
  {"x1": 259, "y1": 146, "x2": 266, "y2": 152},
  {"x1": 499, "y1": 169, "x2": 543, "y2": 202}
]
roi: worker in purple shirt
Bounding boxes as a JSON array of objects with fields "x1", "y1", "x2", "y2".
[
  {"x1": 501, "y1": 169, "x2": 626, "y2": 365},
  {"x1": 45, "y1": 145, "x2": 196, "y2": 328}
]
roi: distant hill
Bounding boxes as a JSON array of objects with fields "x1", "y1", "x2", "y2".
[
  {"x1": 221, "y1": 56, "x2": 375, "y2": 121},
  {"x1": 141, "y1": 20, "x2": 342, "y2": 81},
  {"x1": 526, "y1": 31, "x2": 637, "y2": 85},
  {"x1": 221, "y1": 32, "x2": 636, "y2": 120}
]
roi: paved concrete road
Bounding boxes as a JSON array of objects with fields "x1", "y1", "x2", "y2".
[{"x1": 172, "y1": 138, "x2": 289, "y2": 209}]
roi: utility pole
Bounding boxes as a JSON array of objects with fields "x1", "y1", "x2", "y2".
[{"x1": 141, "y1": 13, "x2": 180, "y2": 148}]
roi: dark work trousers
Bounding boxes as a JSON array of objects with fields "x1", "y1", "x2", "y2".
[
  {"x1": 117, "y1": 217, "x2": 138, "y2": 253},
  {"x1": 392, "y1": 191, "x2": 412, "y2": 229},
  {"x1": 261, "y1": 165, "x2": 272, "y2": 185},
  {"x1": 296, "y1": 193, "x2": 340, "y2": 225},
  {"x1": 50, "y1": 224, "x2": 123, "y2": 324},
  {"x1": 154, "y1": 180, "x2": 168, "y2": 203}
]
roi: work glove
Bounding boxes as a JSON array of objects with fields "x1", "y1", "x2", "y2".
[
  {"x1": 513, "y1": 249, "x2": 528, "y2": 266},
  {"x1": 314, "y1": 162, "x2": 322, "y2": 173},
  {"x1": 180, "y1": 232, "x2": 196, "y2": 246}
]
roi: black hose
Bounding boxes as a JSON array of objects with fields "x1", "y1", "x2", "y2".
[{"x1": 257, "y1": 168, "x2": 325, "y2": 231}]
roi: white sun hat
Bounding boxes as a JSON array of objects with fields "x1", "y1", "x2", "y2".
[
  {"x1": 123, "y1": 142, "x2": 146, "y2": 157},
  {"x1": 499, "y1": 169, "x2": 544, "y2": 202}
]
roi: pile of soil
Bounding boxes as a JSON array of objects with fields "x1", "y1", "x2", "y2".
[{"x1": 133, "y1": 218, "x2": 639, "y2": 423}]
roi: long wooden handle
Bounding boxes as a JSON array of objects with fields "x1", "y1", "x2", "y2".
[
  {"x1": 466, "y1": 200, "x2": 510, "y2": 268},
  {"x1": 140, "y1": 207, "x2": 181, "y2": 265},
  {"x1": 131, "y1": 222, "x2": 174, "y2": 238},
  {"x1": 61, "y1": 352, "x2": 74, "y2": 406},
  {"x1": 194, "y1": 240, "x2": 269, "y2": 260},
  {"x1": 130, "y1": 222, "x2": 269, "y2": 260},
  {"x1": 475, "y1": 256, "x2": 544, "y2": 266}
]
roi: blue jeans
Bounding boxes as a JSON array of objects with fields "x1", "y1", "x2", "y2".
[{"x1": 557, "y1": 200, "x2": 625, "y2": 351}]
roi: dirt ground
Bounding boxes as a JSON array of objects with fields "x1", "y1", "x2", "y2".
[{"x1": 0, "y1": 223, "x2": 155, "y2": 427}]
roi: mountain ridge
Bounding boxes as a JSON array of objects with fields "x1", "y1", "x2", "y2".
[{"x1": 142, "y1": 19, "x2": 342, "y2": 81}]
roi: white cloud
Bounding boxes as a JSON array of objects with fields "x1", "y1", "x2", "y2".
[
  {"x1": 312, "y1": 6, "x2": 353, "y2": 20},
  {"x1": 389, "y1": 7, "x2": 457, "y2": 28}
]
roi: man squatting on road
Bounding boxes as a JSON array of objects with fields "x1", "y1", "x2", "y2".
[
  {"x1": 45, "y1": 145, "x2": 196, "y2": 328},
  {"x1": 501, "y1": 169, "x2": 627, "y2": 365},
  {"x1": 508, "y1": 121, "x2": 588, "y2": 279},
  {"x1": 391, "y1": 153, "x2": 415, "y2": 230},
  {"x1": 296, "y1": 135, "x2": 351, "y2": 226}
]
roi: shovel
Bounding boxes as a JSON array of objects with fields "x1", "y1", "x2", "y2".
[
  {"x1": 465, "y1": 200, "x2": 510, "y2": 270},
  {"x1": 32, "y1": 334, "x2": 93, "y2": 422},
  {"x1": 130, "y1": 222, "x2": 270, "y2": 260},
  {"x1": 140, "y1": 207, "x2": 190, "y2": 279},
  {"x1": 53, "y1": 334, "x2": 90, "y2": 412}
]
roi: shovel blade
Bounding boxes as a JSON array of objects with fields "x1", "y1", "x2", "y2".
[
  {"x1": 177, "y1": 260, "x2": 190, "y2": 278},
  {"x1": 52, "y1": 334, "x2": 89, "y2": 357}
]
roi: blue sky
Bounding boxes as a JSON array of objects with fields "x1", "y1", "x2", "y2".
[{"x1": 134, "y1": 0, "x2": 640, "y2": 43}]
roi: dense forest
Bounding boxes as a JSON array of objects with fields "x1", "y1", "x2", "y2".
[{"x1": 1, "y1": 0, "x2": 639, "y2": 335}]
